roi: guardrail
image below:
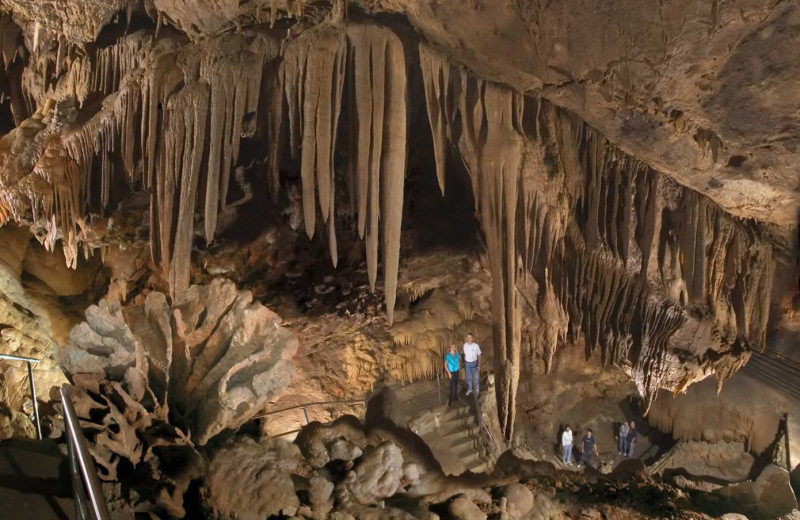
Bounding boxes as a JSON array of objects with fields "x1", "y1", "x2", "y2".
[
  {"x1": 0, "y1": 353, "x2": 42, "y2": 440},
  {"x1": 61, "y1": 384, "x2": 111, "y2": 520},
  {"x1": 743, "y1": 349, "x2": 800, "y2": 401},
  {"x1": 468, "y1": 370, "x2": 502, "y2": 462}
]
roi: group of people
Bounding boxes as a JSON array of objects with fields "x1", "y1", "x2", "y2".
[
  {"x1": 560, "y1": 420, "x2": 638, "y2": 467},
  {"x1": 617, "y1": 420, "x2": 638, "y2": 458},
  {"x1": 443, "y1": 333, "x2": 482, "y2": 405}
]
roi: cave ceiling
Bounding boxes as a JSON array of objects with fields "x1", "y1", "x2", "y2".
[{"x1": 1, "y1": 0, "x2": 798, "y2": 226}]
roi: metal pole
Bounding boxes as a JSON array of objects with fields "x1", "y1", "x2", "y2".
[
  {"x1": 61, "y1": 385, "x2": 111, "y2": 520},
  {"x1": 784, "y1": 412, "x2": 792, "y2": 472},
  {"x1": 302, "y1": 406, "x2": 309, "y2": 425},
  {"x1": 67, "y1": 436, "x2": 91, "y2": 520},
  {"x1": 0, "y1": 353, "x2": 41, "y2": 363},
  {"x1": 26, "y1": 360, "x2": 42, "y2": 440}
]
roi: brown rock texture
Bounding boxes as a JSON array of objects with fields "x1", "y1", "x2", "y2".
[{"x1": 56, "y1": 277, "x2": 298, "y2": 515}]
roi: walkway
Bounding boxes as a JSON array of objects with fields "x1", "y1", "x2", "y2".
[{"x1": 0, "y1": 438, "x2": 75, "y2": 520}]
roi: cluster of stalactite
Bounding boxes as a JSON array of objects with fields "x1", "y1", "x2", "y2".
[
  {"x1": 0, "y1": 21, "x2": 410, "y2": 322},
  {"x1": 418, "y1": 43, "x2": 775, "y2": 440},
  {"x1": 0, "y1": 19, "x2": 777, "y2": 442}
]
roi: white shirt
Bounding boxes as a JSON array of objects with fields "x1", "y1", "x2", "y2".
[
  {"x1": 463, "y1": 342, "x2": 481, "y2": 363},
  {"x1": 562, "y1": 430, "x2": 573, "y2": 446}
]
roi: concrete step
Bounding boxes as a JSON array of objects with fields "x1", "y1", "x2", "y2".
[{"x1": 441, "y1": 424, "x2": 480, "y2": 439}]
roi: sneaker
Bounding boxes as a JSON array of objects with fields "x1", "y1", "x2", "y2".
[{"x1": 466, "y1": 390, "x2": 472, "y2": 396}]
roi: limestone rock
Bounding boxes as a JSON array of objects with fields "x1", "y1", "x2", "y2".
[
  {"x1": 295, "y1": 415, "x2": 368, "y2": 468},
  {"x1": 329, "y1": 438, "x2": 364, "y2": 463},
  {"x1": 338, "y1": 441, "x2": 405, "y2": 506},
  {"x1": 206, "y1": 436, "x2": 303, "y2": 520},
  {"x1": 448, "y1": 497, "x2": 487, "y2": 520},
  {"x1": 716, "y1": 463, "x2": 798, "y2": 518},
  {"x1": 56, "y1": 278, "x2": 298, "y2": 516},
  {"x1": 60, "y1": 278, "x2": 299, "y2": 445},
  {"x1": 498, "y1": 483, "x2": 533, "y2": 518},
  {"x1": 308, "y1": 471, "x2": 335, "y2": 520}
]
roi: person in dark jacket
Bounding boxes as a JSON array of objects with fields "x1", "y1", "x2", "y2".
[
  {"x1": 444, "y1": 344, "x2": 461, "y2": 406},
  {"x1": 579, "y1": 429, "x2": 598, "y2": 467},
  {"x1": 626, "y1": 421, "x2": 637, "y2": 458},
  {"x1": 617, "y1": 421, "x2": 629, "y2": 455}
]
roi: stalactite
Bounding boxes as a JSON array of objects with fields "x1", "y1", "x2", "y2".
[
  {"x1": 167, "y1": 83, "x2": 209, "y2": 296},
  {"x1": 283, "y1": 23, "x2": 408, "y2": 323},
  {"x1": 282, "y1": 27, "x2": 346, "y2": 242},
  {"x1": 419, "y1": 43, "x2": 778, "y2": 439},
  {"x1": 420, "y1": 42, "x2": 524, "y2": 441}
]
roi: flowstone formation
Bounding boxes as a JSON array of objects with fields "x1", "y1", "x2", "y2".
[
  {"x1": 56, "y1": 277, "x2": 298, "y2": 516},
  {"x1": 0, "y1": 2, "x2": 792, "y2": 445}
]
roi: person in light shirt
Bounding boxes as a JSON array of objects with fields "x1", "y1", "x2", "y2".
[
  {"x1": 561, "y1": 425, "x2": 574, "y2": 465},
  {"x1": 462, "y1": 333, "x2": 481, "y2": 395}
]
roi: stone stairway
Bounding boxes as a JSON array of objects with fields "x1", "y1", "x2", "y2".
[{"x1": 409, "y1": 399, "x2": 494, "y2": 475}]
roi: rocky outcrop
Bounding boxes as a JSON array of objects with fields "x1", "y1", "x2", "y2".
[
  {"x1": 57, "y1": 277, "x2": 298, "y2": 515},
  {"x1": 715, "y1": 464, "x2": 798, "y2": 519},
  {"x1": 206, "y1": 436, "x2": 305, "y2": 520}
]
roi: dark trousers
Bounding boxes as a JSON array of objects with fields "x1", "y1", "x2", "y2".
[{"x1": 448, "y1": 370, "x2": 459, "y2": 403}]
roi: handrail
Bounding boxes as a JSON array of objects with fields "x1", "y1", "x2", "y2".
[
  {"x1": 0, "y1": 353, "x2": 41, "y2": 363},
  {"x1": 0, "y1": 353, "x2": 41, "y2": 439},
  {"x1": 470, "y1": 371, "x2": 501, "y2": 463},
  {"x1": 756, "y1": 349, "x2": 800, "y2": 371},
  {"x1": 60, "y1": 384, "x2": 111, "y2": 520}
]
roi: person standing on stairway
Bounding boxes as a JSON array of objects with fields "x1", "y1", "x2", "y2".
[
  {"x1": 561, "y1": 425, "x2": 574, "y2": 465},
  {"x1": 626, "y1": 421, "x2": 638, "y2": 458},
  {"x1": 617, "y1": 421, "x2": 629, "y2": 455},
  {"x1": 579, "y1": 429, "x2": 599, "y2": 468},
  {"x1": 444, "y1": 344, "x2": 461, "y2": 406},
  {"x1": 462, "y1": 333, "x2": 481, "y2": 396}
]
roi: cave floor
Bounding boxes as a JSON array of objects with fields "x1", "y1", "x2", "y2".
[{"x1": 0, "y1": 438, "x2": 75, "y2": 520}]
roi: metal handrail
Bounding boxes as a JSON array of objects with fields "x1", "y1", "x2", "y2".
[
  {"x1": 0, "y1": 353, "x2": 42, "y2": 440},
  {"x1": 470, "y1": 370, "x2": 502, "y2": 463},
  {"x1": 60, "y1": 384, "x2": 111, "y2": 520}
]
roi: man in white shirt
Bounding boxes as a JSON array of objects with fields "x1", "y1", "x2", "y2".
[
  {"x1": 561, "y1": 425, "x2": 573, "y2": 465},
  {"x1": 462, "y1": 333, "x2": 481, "y2": 395}
]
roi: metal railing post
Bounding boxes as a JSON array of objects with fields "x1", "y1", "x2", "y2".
[
  {"x1": 61, "y1": 384, "x2": 112, "y2": 520},
  {"x1": 0, "y1": 353, "x2": 42, "y2": 440},
  {"x1": 784, "y1": 412, "x2": 792, "y2": 472},
  {"x1": 26, "y1": 360, "x2": 42, "y2": 440}
]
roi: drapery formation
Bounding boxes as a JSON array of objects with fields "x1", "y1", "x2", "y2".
[{"x1": 0, "y1": 23, "x2": 408, "y2": 322}]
